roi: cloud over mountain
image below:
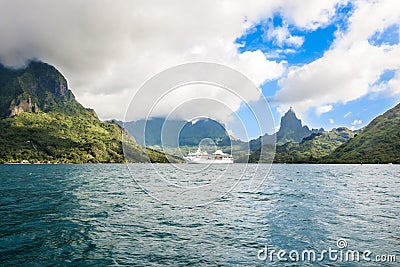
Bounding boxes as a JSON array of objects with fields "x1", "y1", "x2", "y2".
[
  {"x1": 1, "y1": 0, "x2": 397, "y2": 137},
  {"x1": 0, "y1": 0, "x2": 344, "y2": 121}
]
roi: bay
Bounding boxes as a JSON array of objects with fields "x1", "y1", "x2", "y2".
[{"x1": 0, "y1": 164, "x2": 398, "y2": 266}]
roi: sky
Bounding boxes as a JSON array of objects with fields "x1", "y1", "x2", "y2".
[{"x1": 0, "y1": 0, "x2": 399, "y2": 140}]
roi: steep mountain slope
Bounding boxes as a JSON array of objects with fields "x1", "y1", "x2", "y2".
[
  {"x1": 274, "y1": 127, "x2": 355, "y2": 163},
  {"x1": 0, "y1": 61, "x2": 75, "y2": 118},
  {"x1": 276, "y1": 107, "x2": 315, "y2": 144},
  {"x1": 0, "y1": 61, "x2": 179, "y2": 163},
  {"x1": 248, "y1": 108, "x2": 323, "y2": 153},
  {"x1": 326, "y1": 103, "x2": 400, "y2": 163},
  {"x1": 246, "y1": 127, "x2": 354, "y2": 163}
]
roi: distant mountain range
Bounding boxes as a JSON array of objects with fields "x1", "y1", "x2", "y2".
[
  {"x1": 0, "y1": 61, "x2": 398, "y2": 164},
  {"x1": 245, "y1": 109, "x2": 351, "y2": 163},
  {"x1": 118, "y1": 99, "x2": 400, "y2": 164},
  {"x1": 116, "y1": 117, "x2": 231, "y2": 147},
  {"x1": 118, "y1": 107, "x2": 323, "y2": 151},
  {"x1": 118, "y1": 104, "x2": 399, "y2": 164},
  {"x1": 248, "y1": 105, "x2": 400, "y2": 163},
  {"x1": 0, "y1": 61, "x2": 180, "y2": 163}
]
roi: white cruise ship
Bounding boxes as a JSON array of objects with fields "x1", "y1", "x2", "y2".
[{"x1": 183, "y1": 148, "x2": 233, "y2": 164}]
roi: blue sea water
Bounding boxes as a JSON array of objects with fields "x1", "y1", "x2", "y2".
[{"x1": 0, "y1": 164, "x2": 398, "y2": 266}]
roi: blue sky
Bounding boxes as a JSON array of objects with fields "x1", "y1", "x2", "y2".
[{"x1": 232, "y1": 1, "x2": 400, "y2": 136}]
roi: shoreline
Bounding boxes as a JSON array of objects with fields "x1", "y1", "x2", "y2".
[{"x1": 1, "y1": 162, "x2": 398, "y2": 165}]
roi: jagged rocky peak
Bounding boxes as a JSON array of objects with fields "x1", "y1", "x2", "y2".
[
  {"x1": 279, "y1": 107, "x2": 305, "y2": 131},
  {"x1": 0, "y1": 61, "x2": 79, "y2": 118},
  {"x1": 276, "y1": 107, "x2": 312, "y2": 144}
]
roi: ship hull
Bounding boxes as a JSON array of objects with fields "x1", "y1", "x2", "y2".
[{"x1": 184, "y1": 157, "x2": 233, "y2": 164}]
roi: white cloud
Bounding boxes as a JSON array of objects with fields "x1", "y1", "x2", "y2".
[
  {"x1": 338, "y1": 0, "x2": 400, "y2": 49},
  {"x1": 274, "y1": 0, "x2": 400, "y2": 116},
  {"x1": 279, "y1": 0, "x2": 346, "y2": 30},
  {"x1": 0, "y1": 0, "x2": 283, "y2": 121},
  {"x1": 350, "y1": 119, "x2": 363, "y2": 130},
  {"x1": 329, "y1": 118, "x2": 335, "y2": 124},
  {"x1": 234, "y1": 50, "x2": 286, "y2": 85},
  {"x1": 0, "y1": 0, "x2": 348, "y2": 122},
  {"x1": 371, "y1": 69, "x2": 400, "y2": 97},
  {"x1": 264, "y1": 22, "x2": 304, "y2": 48},
  {"x1": 387, "y1": 70, "x2": 400, "y2": 96},
  {"x1": 344, "y1": 111, "x2": 352, "y2": 118},
  {"x1": 316, "y1": 104, "x2": 333, "y2": 116}
]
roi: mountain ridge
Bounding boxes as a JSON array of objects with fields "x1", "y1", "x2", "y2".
[
  {"x1": 0, "y1": 61, "x2": 181, "y2": 163},
  {"x1": 0, "y1": 61, "x2": 78, "y2": 118},
  {"x1": 274, "y1": 127, "x2": 355, "y2": 163},
  {"x1": 247, "y1": 104, "x2": 400, "y2": 163},
  {"x1": 118, "y1": 117, "x2": 231, "y2": 147},
  {"x1": 1, "y1": 61, "x2": 398, "y2": 164},
  {"x1": 248, "y1": 108, "x2": 324, "y2": 154},
  {"x1": 324, "y1": 103, "x2": 400, "y2": 163}
]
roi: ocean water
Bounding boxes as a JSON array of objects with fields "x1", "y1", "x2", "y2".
[{"x1": 0, "y1": 164, "x2": 398, "y2": 266}]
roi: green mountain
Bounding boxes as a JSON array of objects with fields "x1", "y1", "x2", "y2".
[
  {"x1": 248, "y1": 108, "x2": 323, "y2": 153},
  {"x1": 276, "y1": 108, "x2": 323, "y2": 144},
  {"x1": 119, "y1": 117, "x2": 231, "y2": 147},
  {"x1": 248, "y1": 103, "x2": 400, "y2": 164},
  {"x1": 325, "y1": 103, "x2": 400, "y2": 164},
  {"x1": 0, "y1": 61, "x2": 75, "y2": 118},
  {"x1": 0, "y1": 61, "x2": 180, "y2": 163},
  {"x1": 247, "y1": 127, "x2": 354, "y2": 163},
  {"x1": 5, "y1": 61, "x2": 395, "y2": 164},
  {"x1": 120, "y1": 108, "x2": 322, "y2": 160},
  {"x1": 274, "y1": 127, "x2": 355, "y2": 163}
]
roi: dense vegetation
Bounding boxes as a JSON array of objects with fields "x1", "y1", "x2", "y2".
[
  {"x1": 325, "y1": 103, "x2": 400, "y2": 164},
  {"x1": 0, "y1": 61, "x2": 181, "y2": 164},
  {"x1": 0, "y1": 108, "x2": 120, "y2": 163},
  {"x1": 0, "y1": 106, "x2": 180, "y2": 163},
  {"x1": 2, "y1": 61, "x2": 398, "y2": 164},
  {"x1": 274, "y1": 127, "x2": 355, "y2": 163},
  {"x1": 123, "y1": 106, "x2": 400, "y2": 164},
  {"x1": 244, "y1": 128, "x2": 353, "y2": 163}
]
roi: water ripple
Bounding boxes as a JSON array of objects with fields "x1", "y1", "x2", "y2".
[{"x1": 0, "y1": 164, "x2": 398, "y2": 266}]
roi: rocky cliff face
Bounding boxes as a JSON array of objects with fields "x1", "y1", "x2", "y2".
[
  {"x1": 0, "y1": 61, "x2": 77, "y2": 118},
  {"x1": 248, "y1": 108, "x2": 324, "y2": 152},
  {"x1": 9, "y1": 97, "x2": 39, "y2": 116},
  {"x1": 276, "y1": 108, "x2": 313, "y2": 144}
]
